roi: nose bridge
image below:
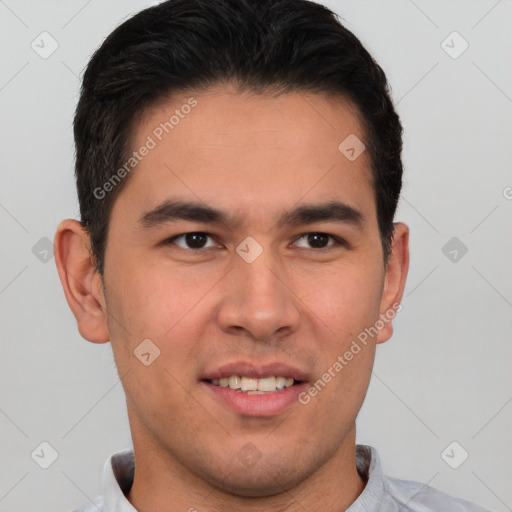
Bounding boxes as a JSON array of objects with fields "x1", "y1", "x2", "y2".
[{"x1": 217, "y1": 240, "x2": 301, "y2": 340}]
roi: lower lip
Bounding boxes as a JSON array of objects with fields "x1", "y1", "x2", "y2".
[{"x1": 201, "y1": 381, "x2": 308, "y2": 417}]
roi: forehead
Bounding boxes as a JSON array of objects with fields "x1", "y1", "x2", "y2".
[
  {"x1": 116, "y1": 85, "x2": 375, "y2": 225},
  {"x1": 138, "y1": 85, "x2": 368, "y2": 155}
]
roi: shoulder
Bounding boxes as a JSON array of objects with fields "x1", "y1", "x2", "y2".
[{"x1": 383, "y1": 475, "x2": 493, "y2": 512}]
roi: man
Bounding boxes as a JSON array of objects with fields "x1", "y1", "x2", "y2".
[{"x1": 54, "y1": 0, "x2": 491, "y2": 510}]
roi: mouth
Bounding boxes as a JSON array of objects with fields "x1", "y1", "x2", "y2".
[
  {"x1": 200, "y1": 362, "x2": 309, "y2": 417},
  {"x1": 203, "y1": 375, "x2": 301, "y2": 394}
]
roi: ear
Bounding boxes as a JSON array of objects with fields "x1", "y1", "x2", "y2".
[
  {"x1": 376, "y1": 222, "x2": 409, "y2": 344},
  {"x1": 54, "y1": 219, "x2": 110, "y2": 343}
]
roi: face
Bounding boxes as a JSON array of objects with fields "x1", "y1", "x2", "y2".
[{"x1": 81, "y1": 86, "x2": 405, "y2": 496}]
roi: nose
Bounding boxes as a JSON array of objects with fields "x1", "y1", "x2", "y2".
[{"x1": 216, "y1": 246, "x2": 302, "y2": 342}]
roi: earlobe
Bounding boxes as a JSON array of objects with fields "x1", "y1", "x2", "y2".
[
  {"x1": 376, "y1": 222, "x2": 409, "y2": 344},
  {"x1": 54, "y1": 219, "x2": 110, "y2": 344}
]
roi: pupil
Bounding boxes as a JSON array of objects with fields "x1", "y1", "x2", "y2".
[
  {"x1": 309, "y1": 233, "x2": 328, "y2": 248},
  {"x1": 186, "y1": 233, "x2": 206, "y2": 248}
]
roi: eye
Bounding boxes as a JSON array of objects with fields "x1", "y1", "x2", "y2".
[
  {"x1": 166, "y1": 232, "x2": 218, "y2": 250},
  {"x1": 293, "y1": 232, "x2": 345, "y2": 250}
]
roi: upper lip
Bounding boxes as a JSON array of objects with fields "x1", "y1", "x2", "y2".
[{"x1": 201, "y1": 361, "x2": 309, "y2": 382}]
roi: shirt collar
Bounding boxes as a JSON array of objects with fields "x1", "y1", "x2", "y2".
[
  {"x1": 349, "y1": 444, "x2": 387, "y2": 511},
  {"x1": 101, "y1": 444, "x2": 385, "y2": 511},
  {"x1": 102, "y1": 448, "x2": 137, "y2": 512}
]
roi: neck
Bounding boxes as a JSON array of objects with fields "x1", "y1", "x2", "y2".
[{"x1": 126, "y1": 427, "x2": 366, "y2": 512}]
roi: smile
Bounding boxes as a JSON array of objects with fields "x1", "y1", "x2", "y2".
[
  {"x1": 201, "y1": 361, "x2": 309, "y2": 416},
  {"x1": 207, "y1": 376, "x2": 297, "y2": 394}
]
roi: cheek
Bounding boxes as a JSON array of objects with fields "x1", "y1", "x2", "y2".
[
  {"x1": 295, "y1": 262, "x2": 381, "y2": 408},
  {"x1": 104, "y1": 256, "x2": 212, "y2": 369},
  {"x1": 104, "y1": 260, "x2": 208, "y2": 424},
  {"x1": 110, "y1": 251, "x2": 196, "y2": 319},
  {"x1": 296, "y1": 259, "x2": 383, "y2": 341}
]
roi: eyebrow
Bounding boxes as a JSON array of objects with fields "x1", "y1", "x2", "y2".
[{"x1": 139, "y1": 199, "x2": 364, "y2": 230}]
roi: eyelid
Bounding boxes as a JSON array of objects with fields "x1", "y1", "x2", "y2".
[
  {"x1": 165, "y1": 232, "x2": 219, "y2": 250},
  {"x1": 291, "y1": 233, "x2": 348, "y2": 250},
  {"x1": 163, "y1": 231, "x2": 348, "y2": 251}
]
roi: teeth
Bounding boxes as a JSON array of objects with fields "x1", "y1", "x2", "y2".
[
  {"x1": 241, "y1": 377, "x2": 258, "y2": 391},
  {"x1": 228, "y1": 376, "x2": 241, "y2": 389},
  {"x1": 258, "y1": 376, "x2": 276, "y2": 391},
  {"x1": 210, "y1": 375, "x2": 296, "y2": 392}
]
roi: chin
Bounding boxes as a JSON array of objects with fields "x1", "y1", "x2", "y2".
[
  {"x1": 194, "y1": 449, "x2": 316, "y2": 499},
  {"x1": 206, "y1": 467, "x2": 302, "y2": 498}
]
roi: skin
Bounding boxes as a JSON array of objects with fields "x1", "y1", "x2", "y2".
[{"x1": 55, "y1": 84, "x2": 409, "y2": 512}]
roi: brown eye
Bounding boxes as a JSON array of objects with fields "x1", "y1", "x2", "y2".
[
  {"x1": 294, "y1": 233, "x2": 339, "y2": 250},
  {"x1": 168, "y1": 232, "x2": 216, "y2": 250}
]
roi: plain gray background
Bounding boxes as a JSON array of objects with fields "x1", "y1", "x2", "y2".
[{"x1": 1, "y1": 0, "x2": 511, "y2": 511}]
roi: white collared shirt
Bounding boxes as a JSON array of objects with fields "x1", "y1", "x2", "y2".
[{"x1": 72, "y1": 445, "x2": 492, "y2": 511}]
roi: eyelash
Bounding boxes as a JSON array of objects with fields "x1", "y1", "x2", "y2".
[{"x1": 164, "y1": 232, "x2": 347, "y2": 251}]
